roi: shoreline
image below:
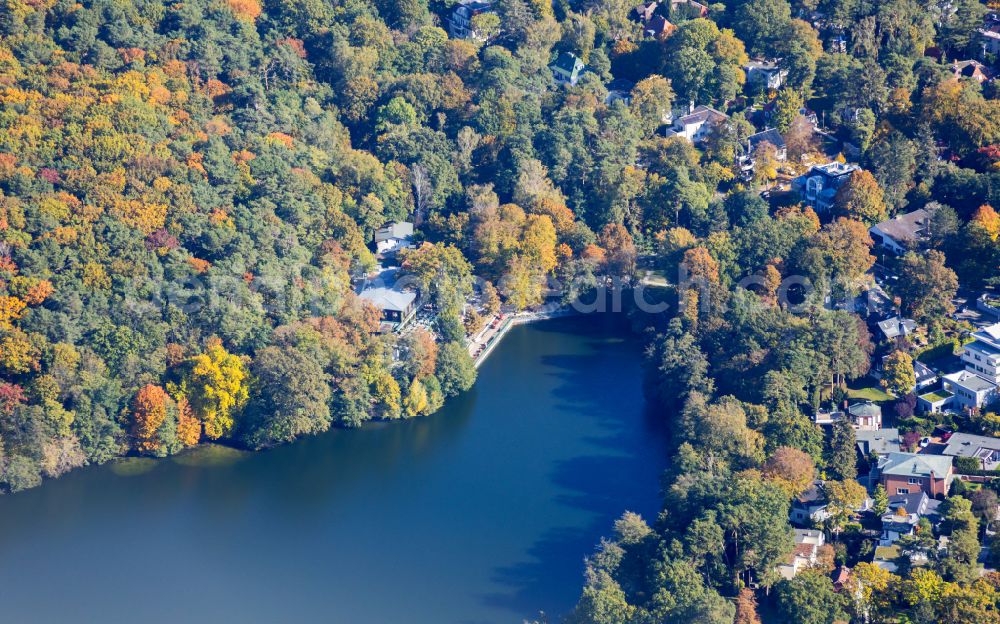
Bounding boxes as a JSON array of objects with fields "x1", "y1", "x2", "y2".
[{"x1": 470, "y1": 305, "x2": 582, "y2": 369}]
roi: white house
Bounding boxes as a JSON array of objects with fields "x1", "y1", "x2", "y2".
[
  {"x1": 777, "y1": 529, "x2": 825, "y2": 580},
  {"x1": 664, "y1": 105, "x2": 728, "y2": 144},
  {"x1": 876, "y1": 316, "x2": 917, "y2": 343},
  {"x1": 790, "y1": 481, "x2": 830, "y2": 526},
  {"x1": 869, "y1": 209, "x2": 931, "y2": 255},
  {"x1": 920, "y1": 323, "x2": 1000, "y2": 412},
  {"x1": 962, "y1": 323, "x2": 1000, "y2": 385},
  {"x1": 374, "y1": 221, "x2": 414, "y2": 255},
  {"x1": 447, "y1": 0, "x2": 497, "y2": 41},
  {"x1": 791, "y1": 162, "x2": 859, "y2": 212},
  {"x1": 981, "y1": 21, "x2": 1000, "y2": 55},
  {"x1": 745, "y1": 60, "x2": 788, "y2": 91},
  {"x1": 550, "y1": 52, "x2": 586, "y2": 86},
  {"x1": 941, "y1": 370, "x2": 999, "y2": 411}
]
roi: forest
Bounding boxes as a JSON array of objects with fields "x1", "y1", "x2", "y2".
[{"x1": 2, "y1": 0, "x2": 1000, "y2": 620}]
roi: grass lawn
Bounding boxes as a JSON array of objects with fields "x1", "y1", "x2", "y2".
[
  {"x1": 847, "y1": 383, "x2": 893, "y2": 402},
  {"x1": 919, "y1": 390, "x2": 952, "y2": 404},
  {"x1": 875, "y1": 545, "x2": 900, "y2": 560}
]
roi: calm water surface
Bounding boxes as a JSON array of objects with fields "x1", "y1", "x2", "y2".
[{"x1": 0, "y1": 315, "x2": 668, "y2": 624}]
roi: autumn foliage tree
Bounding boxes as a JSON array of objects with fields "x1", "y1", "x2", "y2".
[
  {"x1": 834, "y1": 170, "x2": 888, "y2": 225},
  {"x1": 130, "y1": 384, "x2": 169, "y2": 454},
  {"x1": 180, "y1": 340, "x2": 249, "y2": 440}
]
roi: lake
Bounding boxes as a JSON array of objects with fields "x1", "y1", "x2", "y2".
[{"x1": 0, "y1": 315, "x2": 668, "y2": 624}]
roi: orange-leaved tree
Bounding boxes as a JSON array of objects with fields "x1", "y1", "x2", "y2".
[{"x1": 130, "y1": 384, "x2": 169, "y2": 453}]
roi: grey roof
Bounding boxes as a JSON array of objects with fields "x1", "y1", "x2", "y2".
[
  {"x1": 944, "y1": 370, "x2": 997, "y2": 393},
  {"x1": 848, "y1": 401, "x2": 882, "y2": 420},
  {"x1": 794, "y1": 528, "x2": 823, "y2": 543},
  {"x1": 872, "y1": 209, "x2": 930, "y2": 245},
  {"x1": 748, "y1": 128, "x2": 786, "y2": 151},
  {"x1": 972, "y1": 323, "x2": 1000, "y2": 349},
  {"x1": 374, "y1": 221, "x2": 414, "y2": 243},
  {"x1": 878, "y1": 316, "x2": 917, "y2": 340},
  {"x1": 856, "y1": 428, "x2": 901, "y2": 456},
  {"x1": 795, "y1": 481, "x2": 827, "y2": 506},
  {"x1": 746, "y1": 59, "x2": 781, "y2": 71},
  {"x1": 551, "y1": 52, "x2": 584, "y2": 74},
  {"x1": 914, "y1": 360, "x2": 937, "y2": 385},
  {"x1": 808, "y1": 161, "x2": 858, "y2": 181},
  {"x1": 887, "y1": 491, "x2": 940, "y2": 518},
  {"x1": 879, "y1": 452, "x2": 953, "y2": 478},
  {"x1": 358, "y1": 286, "x2": 416, "y2": 312},
  {"x1": 942, "y1": 432, "x2": 1000, "y2": 458},
  {"x1": 965, "y1": 340, "x2": 1000, "y2": 359},
  {"x1": 677, "y1": 105, "x2": 727, "y2": 126}
]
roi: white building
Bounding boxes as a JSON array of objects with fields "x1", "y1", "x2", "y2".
[
  {"x1": 447, "y1": 0, "x2": 497, "y2": 41},
  {"x1": 869, "y1": 209, "x2": 931, "y2": 255},
  {"x1": 962, "y1": 323, "x2": 1000, "y2": 385},
  {"x1": 922, "y1": 323, "x2": 1000, "y2": 412},
  {"x1": 745, "y1": 60, "x2": 788, "y2": 91},
  {"x1": 942, "y1": 370, "x2": 1000, "y2": 411},
  {"x1": 664, "y1": 105, "x2": 728, "y2": 144},
  {"x1": 374, "y1": 221, "x2": 414, "y2": 255},
  {"x1": 777, "y1": 529, "x2": 825, "y2": 580},
  {"x1": 791, "y1": 162, "x2": 859, "y2": 212}
]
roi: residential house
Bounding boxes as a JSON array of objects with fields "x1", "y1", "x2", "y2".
[
  {"x1": 869, "y1": 209, "x2": 931, "y2": 255},
  {"x1": 879, "y1": 491, "x2": 941, "y2": 546},
  {"x1": 664, "y1": 105, "x2": 728, "y2": 144},
  {"x1": 670, "y1": 0, "x2": 708, "y2": 18},
  {"x1": 747, "y1": 128, "x2": 787, "y2": 160},
  {"x1": 550, "y1": 52, "x2": 586, "y2": 86},
  {"x1": 914, "y1": 360, "x2": 938, "y2": 391},
  {"x1": 941, "y1": 432, "x2": 1000, "y2": 470},
  {"x1": 777, "y1": 529, "x2": 825, "y2": 580},
  {"x1": 745, "y1": 60, "x2": 788, "y2": 91},
  {"x1": 848, "y1": 401, "x2": 883, "y2": 430},
  {"x1": 962, "y1": 322, "x2": 1000, "y2": 386},
  {"x1": 919, "y1": 323, "x2": 1000, "y2": 412},
  {"x1": 876, "y1": 315, "x2": 917, "y2": 344},
  {"x1": 790, "y1": 481, "x2": 830, "y2": 526},
  {"x1": 875, "y1": 452, "x2": 953, "y2": 499},
  {"x1": 856, "y1": 428, "x2": 901, "y2": 459},
  {"x1": 977, "y1": 293, "x2": 1000, "y2": 321},
  {"x1": 447, "y1": 0, "x2": 497, "y2": 41},
  {"x1": 631, "y1": 1, "x2": 658, "y2": 22},
  {"x1": 828, "y1": 34, "x2": 848, "y2": 54},
  {"x1": 738, "y1": 128, "x2": 787, "y2": 179},
  {"x1": 981, "y1": 21, "x2": 1000, "y2": 55},
  {"x1": 941, "y1": 370, "x2": 999, "y2": 412},
  {"x1": 374, "y1": 221, "x2": 414, "y2": 255},
  {"x1": 357, "y1": 268, "x2": 418, "y2": 332},
  {"x1": 643, "y1": 14, "x2": 675, "y2": 38},
  {"x1": 832, "y1": 566, "x2": 851, "y2": 592},
  {"x1": 791, "y1": 162, "x2": 859, "y2": 212},
  {"x1": 952, "y1": 59, "x2": 992, "y2": 84},
  {"x1": 918, "y1": 386, "x2": 955, "y2": 414},
  {"x1": 605, "y1": 79, "x2": 635, "y2": 106}
]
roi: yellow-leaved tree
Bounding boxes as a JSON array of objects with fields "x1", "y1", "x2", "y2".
[{"x1": 184, "y1": 339, "x2": 249, "y2": 439}]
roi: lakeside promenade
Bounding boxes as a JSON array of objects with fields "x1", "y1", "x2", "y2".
[{"x1": 468, "y1": 304, "x2": 581, "y2": 368}]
